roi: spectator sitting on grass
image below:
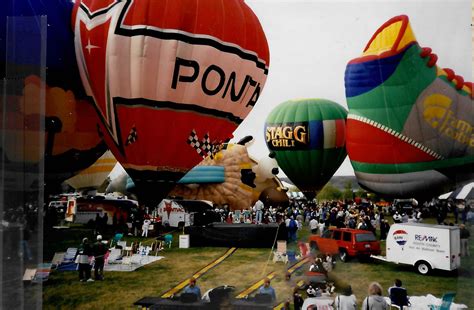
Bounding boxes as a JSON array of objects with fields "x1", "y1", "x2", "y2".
[
  {"x1": 388, "y1": 279, "x2": 409, "y2": 309},
  {"x1": 258, "y1": 278, "x2": 276, "y2": 301},
  {"x1": 183, "y1": 277, "x2": 201, "y2": 299}
]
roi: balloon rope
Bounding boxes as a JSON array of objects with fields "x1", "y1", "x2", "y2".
[{"x1": 262, "y1": 223, "x2": 281, "y2": 277}]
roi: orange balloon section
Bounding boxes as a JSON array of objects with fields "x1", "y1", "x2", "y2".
[{"x1": 1, "y1": 75, "x2": 105, "y2": 189}]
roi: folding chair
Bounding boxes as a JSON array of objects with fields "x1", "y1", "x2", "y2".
[
  {"x1": 117, "y1": 241, "x2": 127, "y2": 249},
  {"x1": 287, "y1": 250, "x2": 298, "y2": 265},
  {"x1": 51, "y1": 252, "x2": 65, "y2": 269},
  {"x1": 31, "y1": 263, "x2": 53, "y2": 283},
  {"x1": 428, "y1": 292, "x2": 456, "y2": 310},
  {"x1": 63, "y1": 248, "x2": 78, "y2": 263},
  {"x1": 106, "y1": 248, "x2": 123, "y2": 264},
  {"x1": 164, "y1": 234, "x2": 173, "y2": 248},
  {"x1": 273, "y1": 240, "x2": 288, "y2": 263},
  {"x1": 23, "y1": 268, "x2": 37, "y2": 282},
  {"x1": 298, "y1": 242, "x2": 310, "y2": 258}
]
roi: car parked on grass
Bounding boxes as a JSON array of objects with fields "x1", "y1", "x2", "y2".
[{"x1": 309, "y1": 227, "x2": 381, "y2": 262}]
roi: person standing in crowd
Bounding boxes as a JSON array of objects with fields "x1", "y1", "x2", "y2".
[
  {"x1": 76, "y1": 237, "x2": 94, "y2": 282},
  {"x1": 388, "y1": 279, "x2": 409, "y2": 309},
  {"x1": 142, "y1": 218, "x2": 151, "y2": 237},
  {"x1": 380, "y1": 220, "x2": 390, "y2": 240},
  {"x1": 318, "y1": 219, "x2": 325, "y2": 236},
  {"x1": 392, "y1": 211, "x2": 402, "y2": 223},
  {"x1": 334, "y1": 285, "x2": 357, "y2": 310},
  {"x1": 362, "y1": 282, "x2": 389, "y2": 310},
  {"x1": 309, "y1": 217, "x2": 319, "y2": 234},
  {"x1": 258, "y1": 278, "x2": 276, "y2": 301},
  {"x1": 460, "y1": 224, "x2": 470, "y2": 257},
  {"x1": 183, "y1": 277, "x2": 202, "y2": 299},
  {"x1": 293, "y1": 286, "x2": 304, "y2": 310},
  {"x1": 306, "y1": 284, "x2": 320, "y2": 298},
  {"x1": 93, "y1": 235, "x2": 109, "y2": 280},
  {"x1": 254, "y1": 199, "x2": 264, "y2": 224},
  {"x1": 288, "y1": 216, "x2": 298, "y2": 242}
]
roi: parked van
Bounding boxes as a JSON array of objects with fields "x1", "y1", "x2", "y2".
[
  {"x1": 372, "y1": 223, "x2": 461, "y2": 275},
  {"x1": 65, "y1": 195, "x2": 138, "y2": 224},
  {"x1": 156, "y1": 199, "x2": 218, "y2": 228}
]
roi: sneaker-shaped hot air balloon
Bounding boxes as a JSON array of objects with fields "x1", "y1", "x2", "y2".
[
  {"x1": 264, "y1": 99, "x2": 348, "y2": 200},
  {"x1": 345, "y1": 15, "x2": 473, "y2": 198},
  {"x1": 72, "y1": 0, "x2": 270, "y2": 204}
]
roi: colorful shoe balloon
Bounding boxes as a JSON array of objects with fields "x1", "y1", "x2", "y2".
[{"x1": 345, "y1": 15, "x2": 473, "y2": 197}]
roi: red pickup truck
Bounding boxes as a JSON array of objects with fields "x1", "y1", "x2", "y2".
[{"x1": 309, "y1": 228, "x2": 381, "y2": 262}]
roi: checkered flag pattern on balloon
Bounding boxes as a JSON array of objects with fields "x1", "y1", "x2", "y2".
[
  {"x1": 125, "y1": 126, "x2": 138, "y2": 146},
  {"x1": 201, "y1": 133, "x2": 212, "y2": 157},
  {"x1": 211, "y1": 141, "x2": 224, "y2": 158},
  {"x1": 187, "y1": 130, "x2": 204, "y2": 158}
]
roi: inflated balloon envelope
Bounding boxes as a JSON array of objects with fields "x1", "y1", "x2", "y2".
[
  {"x1": 264, "y1": 99, "x2": 348, "y2": 200},
  {"x1": 72, "y1": 0, "x2": 270, "y2": 204},
  {"x1": 0, "y1": 0, "x2": 106, "y2": 192},
  {"x1": 345, "y1": 15, "x2": 473, "y2": 198}
]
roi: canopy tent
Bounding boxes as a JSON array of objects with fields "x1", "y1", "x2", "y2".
[{"x1": 438, "y1": 182, "x2": 474, "y2": 200}]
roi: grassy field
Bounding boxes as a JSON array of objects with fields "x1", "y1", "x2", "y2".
[{"x1": 42, "y1": 217, "x2": 474, "y2": 309}]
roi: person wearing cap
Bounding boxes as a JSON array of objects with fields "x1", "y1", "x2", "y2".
[
  {"x1": 76, "y1": 237, "x2": 94, "y2": 282},
  {"x1": 93, "y1": 235, "x2": 109, "y2": 280},
  {"x1": 258, "y1": 278, "x2": 276, "y2": 301}
]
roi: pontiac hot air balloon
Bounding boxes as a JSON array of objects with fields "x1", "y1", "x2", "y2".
[
  {"x1": 72, "y1": 0, "x2": 270, "y2": 204},
  {"x1": 344, "y1": 15, "x2": 473, "y2": 198},
  {"x1": 0, "y1": 0, "x2": 106, "y2": 195},
  {"x1": 264, "y1": 99, "x2": 348, "y2": 200}
]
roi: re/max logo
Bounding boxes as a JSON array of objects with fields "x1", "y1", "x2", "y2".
[{"x1": 415, "y1": 235, "x2": 438, "y2": 242}]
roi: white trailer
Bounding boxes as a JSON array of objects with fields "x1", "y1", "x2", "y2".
[
  {"x1": 372, "y1": 223, "x2": 461, "y2": 275},
  {"x1": 156, "y1": 199, "x2": 193, "y2": 228}
]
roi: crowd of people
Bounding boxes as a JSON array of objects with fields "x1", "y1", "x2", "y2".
[
  {"x1": 294, "y1": 278, "x2": 409, "y2": 310},
  {"x1": 177, "y1": 274, "x2": 410, "y2": 310}
]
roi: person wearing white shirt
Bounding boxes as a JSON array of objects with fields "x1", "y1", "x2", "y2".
[
  {"x1": 141, "y1": 219, "x2": 151, "y2": 237},
  {"x1": 254, "y1": 199, "x2": 264, "y2": 224},
  {"x1": 309, "y1": 218, "x2": 318, "y2": 234}
]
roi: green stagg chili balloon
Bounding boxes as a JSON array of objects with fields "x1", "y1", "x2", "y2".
[{"x1": 264, "y1": 98, "x2": 347, "y2": 200}]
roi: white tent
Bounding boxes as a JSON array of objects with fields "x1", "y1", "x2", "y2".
[{"x1": 438, "y1": 182, "x2": 474, "y2": 200}]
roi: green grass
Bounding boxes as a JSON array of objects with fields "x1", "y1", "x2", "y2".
[{"x1": 42, "y1": 217, "x2": 474, "y2": 309}]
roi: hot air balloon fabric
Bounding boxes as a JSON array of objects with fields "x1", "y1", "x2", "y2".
[
  {"x1": 72, "y1": 0, "x2": 270, "y2": 203},
  {"x1": 0, "y1": 0, "x2": 106, "y2": 192},
  {"x1": 264, "y1": 99, "x2": 348, "y2": 199},
  {"x1": 66, "y1": 150, "x2": 117, "y2": 191},
  {"x1": 170, "y1": 143, "x2": 282, "y2": 211},
  {"x1": 345, "y1": 15, "x2": 474, "y2": 197}
]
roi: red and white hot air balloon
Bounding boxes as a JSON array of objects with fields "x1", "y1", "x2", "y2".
[{"x1": 72, "y1": 0, "x2": 270, "y2": 203}]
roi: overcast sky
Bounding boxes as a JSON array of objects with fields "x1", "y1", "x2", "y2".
[{"x1": 231, "y1": 0, "x2": 472, "y2": 176}]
